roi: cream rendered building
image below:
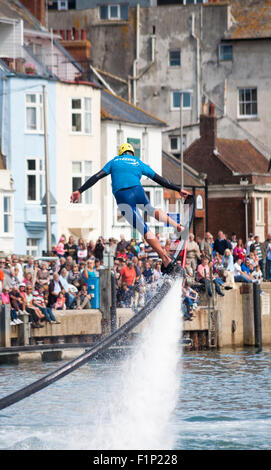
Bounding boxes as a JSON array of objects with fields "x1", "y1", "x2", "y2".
[{"x1": 55, "y1": 80, "x2": 101, "y2": 242}]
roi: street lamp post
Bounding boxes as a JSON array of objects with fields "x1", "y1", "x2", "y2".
[
  {"x1": 42, "y1": 85, "x2": 51, "y2": 254},
  {"x1": 180, "y1": 92, "x2": 184, "y2": 190}
]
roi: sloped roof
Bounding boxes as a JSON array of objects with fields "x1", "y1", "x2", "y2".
[
  {"x1": 101, "y1": 89, "x2": 167, "y2": 127},
  {"x1": 216, "y1": 138, "x2": 269, "y2": 174},
  {"x1": 184, "y1": 135, "x2": 270, "y2": 185},
  {"x1": 224, "y1": 0, "x2": 271, "y2": 40},
  {"x1": 0, "y1": 0, "x2": 44, "y2": 31},
  {"x1": 162, "y1": 151, "x2": 205, "y2": 188}
]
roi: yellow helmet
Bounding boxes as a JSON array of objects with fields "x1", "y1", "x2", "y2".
[{"x1": 118, "y1": 142, "x2": 134, "y2": 156}]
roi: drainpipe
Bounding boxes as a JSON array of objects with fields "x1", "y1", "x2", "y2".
[
  {"x1": 190, "y1": 13, "x2": 200, "y2": 122},
  {"x1": 1, "y1": 75, "x2": 7, "y2": 167},
  {"x1": 243, "y1": 191, "x2": 249, "y2": 242},
  {"x1": 132, "y1": 3, "x2": 140, "y2": 105}
]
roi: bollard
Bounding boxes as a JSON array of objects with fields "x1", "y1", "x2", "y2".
[
  {"x1": 253, "y1": 282, "x2": 262, "y2": 352},
  {"x1": 0, "y1": 304, "x2": 11, "y2": 347}
]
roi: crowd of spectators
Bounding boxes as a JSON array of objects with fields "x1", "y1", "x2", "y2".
[{"x1": 0, "y1": 230, "x2": 269, "y2": 327}]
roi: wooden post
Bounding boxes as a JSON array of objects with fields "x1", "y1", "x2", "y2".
[
  {"x1": 99, "y1": 269, "x2": 112, "y2": 335},
  {"x1": 253, "y1": 282, "x2": 262, "y2": 352},
  {"x1": 18, "y1": 315, "x2": 30, "y2": 346},
  {"x1": 0, "y1": 304, "x2": 11, "y2": 347}
]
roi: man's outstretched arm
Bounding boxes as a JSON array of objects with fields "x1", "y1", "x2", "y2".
[
  {"x1": 70, "y1": 169, "x2": 107, "y2": 203},
  {"x1": 151, "y1": 173, "x2": 190, "y2": 198}
]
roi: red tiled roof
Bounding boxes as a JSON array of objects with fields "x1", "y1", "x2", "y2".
[
  {"x1": 216, "y1": 138, "x2": 269, "y2": 174},
  {"x1": 184, "y1": 136, "x2": 269, "y2": 185}
]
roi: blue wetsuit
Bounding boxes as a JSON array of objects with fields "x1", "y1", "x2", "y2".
[{"x1": 78, "y1": 153, "x2": 181, "y2": 236}]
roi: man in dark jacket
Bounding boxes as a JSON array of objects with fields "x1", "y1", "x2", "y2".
[
  {"x1": 214, "y1": 230, "x2": 232, "y2": 255},
  {"x1": 48, "y1": 273, "x2": 64, "y2": 307}
]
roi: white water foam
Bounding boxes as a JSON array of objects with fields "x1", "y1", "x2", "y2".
[{"x1": 89, "y1": 277, "x2": 183, "y2": 450}]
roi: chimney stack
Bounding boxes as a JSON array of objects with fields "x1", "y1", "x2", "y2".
[
  {"x1": 59, "y1": 29, "x2": 91, "y2": 69},
  {"x1": 200, "y1": 102, "x2": 217, "y2": 148},
  {"x1": 20, "y1": 0, "x2": 45, "y2": 27}
]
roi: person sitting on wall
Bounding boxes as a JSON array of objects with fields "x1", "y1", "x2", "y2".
[
  {"x1": 233, "y1": 258, "x2": 252, "y2": 283},
  {"x1": 197, "y1": 256, "x2": 224, "y2": 297},
  {"x1": 76, "y1": 285, "x2": 91, "y2": 310}
]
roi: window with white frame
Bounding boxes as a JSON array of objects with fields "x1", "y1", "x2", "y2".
[
  {"x1": 256, "y1": 197, "x2": 263, "y2": 224},
  {"x1": 72, "y1": 161, "x2": 92, "y2": 204},
  {"x1": 171, "y1": 91, "x2": 192, "y2": 110},
  {"x1": 238, "y1": 88, "x2": 258, "y2": 118},
  {"x1": 169, "y1": 49, "x2": 181, "y2": 67},
  {"x1": 169, "y1": 135, "x2": 187, "y2": 155},
  {"x1": 99, "y1": 4, "x2": 129, "y2": 20},
  {"x1": 25, "y1": 93, "x2": 43, "y2": 132},
  {"x1": 26, "y1": 238, "x2": 39, "y2": 257},
  {"x1": 71, "y1": 97, "x2": 92, "y2": 134},
  {"x1": 26, "y1": 158, "x2": 44, "y2": 202},
  {"x1": 57, "y1": 0, "x2": 68, "y2": 10},
  {"x1": 2, "y1": 195, "x2": 12, "y2": 234}
]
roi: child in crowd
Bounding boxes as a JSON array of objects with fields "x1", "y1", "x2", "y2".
[
  {"x1": 55, "y1": 292, "x2": 66, "y2": 310},
  {"x1": 119, "y1": 283, "x2": 134, "y2": 308}
]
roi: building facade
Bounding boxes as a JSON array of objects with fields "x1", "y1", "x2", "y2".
[
  {"x1": 48, "y1": 1, "x2": 271, "y2": 163},
  {"x1": 184, "y1": 103, "x2": 271, "y2": 242},
  {"x1": 55, "y1": 80, "x2": 101, "y2": 241}
]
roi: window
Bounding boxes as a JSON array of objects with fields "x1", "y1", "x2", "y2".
[
  {"x1": 100, "y1": 4, "x2": 129, "y2": 20},
  {"x1": 3, "y1": 196, "x2": 12, "y2": 234},
  {"x1": 238, "y1": 88, "x2": 258, "y2": 117},
  {"x1": 219, "y1": 44, "x2": 233, "y2": 61},
  {"x1": 196, "y1": 194, "x2": 203, "y2": 210},
  {"x1": 127, "y1": 138, "x2": 141, "y2": 159},
  {"x1": 25, "y1": 93, "x2": 43, "y2": 132},
  {"x1": 172, "y1": 91, "x2": 192, "y2": 109},
  {"x1": 169, "y1": 49, "x2": 181, "y2": 67},
  {"x1": 58, "y1": 0, "x2": 68, "y2": 10},
  {"x1": 72, "y1": 161, "x2": 92, "y2": 204},
  {"x1": 26, "y1": 158, "x2": 44, "y2": 202},
  {"x1": 170, "y1": 135, "x2": 187, "y2": 155},
  {"x1": 71, "y1": 98, "x2": 92, "y2": 134},
  {"x1": 26, "y1": 238, "x2": 39, "y2": 257}
]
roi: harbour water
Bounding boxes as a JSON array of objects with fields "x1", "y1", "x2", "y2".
[
  {"x1": 0, "y1": 348, "x2": 270, "y2": 450},
  {"x1": 0, "y1": 277, "x2": 270, "y2": 450}
]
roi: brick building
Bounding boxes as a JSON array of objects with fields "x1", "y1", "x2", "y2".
[{"x1": 184, "y1": 103, "x2": 271, "y2": 242}]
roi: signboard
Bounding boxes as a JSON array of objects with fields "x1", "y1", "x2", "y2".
[
  {"x1": 165, "y1": 213, "x2": 180, "y2": 227},
  {"x1": 261, "y1": 292, "x2": 270, "y2": 316}
]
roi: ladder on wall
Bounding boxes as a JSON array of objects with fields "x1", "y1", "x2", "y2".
[{"x1": 205, "y1": 270, "x2": 217, "y2": 348}]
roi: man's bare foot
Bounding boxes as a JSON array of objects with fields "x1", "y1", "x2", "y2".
[{"x1": 162, "y1": 255, "x2": 172, "y2": 268}]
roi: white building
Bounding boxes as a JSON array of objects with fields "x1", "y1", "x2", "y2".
[
  {"x1": 55, "y1": 80, "x2": 101, "y2": 241},
  {"x1": 0, "y1": 153, "x2": 14, "y2": 254},
  {"x1": 100, "y1": 89, "x2": 167, "y2": 240}
]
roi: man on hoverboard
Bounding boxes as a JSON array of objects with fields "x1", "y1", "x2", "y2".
[{"x1": 70, "y1": 143, "x2": 190, "y2": 271}]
